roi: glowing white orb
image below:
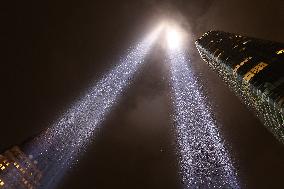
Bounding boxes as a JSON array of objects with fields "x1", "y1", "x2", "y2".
[{"x1": 166, "y1": 27, "x2": 182, "y2": 49}]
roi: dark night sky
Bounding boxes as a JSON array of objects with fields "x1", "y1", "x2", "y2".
[{"x1": 1, "y1": 0, "x2": 284, "y2": 188}]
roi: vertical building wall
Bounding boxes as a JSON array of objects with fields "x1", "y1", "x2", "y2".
[{"x1": 195, "y1": 31, "x2": 284, "y2": 143}]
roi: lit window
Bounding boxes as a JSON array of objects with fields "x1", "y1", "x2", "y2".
[
  {"x1": 243, "y1": 62, "x2": 268, "y2": 82},
  {"x1": 217, "y1": 52, "x2": 222, "y2": 58},
  {"x1": 0, "y1": 166, "x2": 5, "y2": 171},
  {"x1": 233, "y1": 57, "x2": 252, "y2": 74},
  {"x1": 233, "y1": 65, "x2": 241, "y2": 74},
  {"x1": 0, "y1": 180, "x2": 4, "y2": 186},
  {"x1": 250, "y1": 62, "x2": 268, "y2": 74},
  {"x1": 243, "y1": 40, "x2": 251, "y2": 45},
  {"x1": 276, "y1": 49, "x2": 284, "y2": 55},
  {"x1": 244, "y1": 72, "x2": 255, "y2": 82}
]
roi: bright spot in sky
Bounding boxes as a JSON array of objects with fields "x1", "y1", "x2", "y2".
[
  {"x1": 167, "y1": 44, "x2": 240, "y2": 188},
  {"x1": 24, "y1": 28, "x2": 161, "y2": 189},
  {"x1": 166, "y1": 25, "x2": 183, "y2": 49}
]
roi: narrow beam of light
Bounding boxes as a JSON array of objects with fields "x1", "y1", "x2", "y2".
[
  {"x1": 167, "y1": 38, "x2": 240, "y2": 188},
  {"x1": 23, "y1": 27, "x2": 162, "y2": 189}
]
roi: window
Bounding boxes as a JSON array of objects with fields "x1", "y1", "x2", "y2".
[
  {"x1": 243, "y1": 62, "x2": 268, "y2": 82},
  {"x1": 276, "y1": 49, "x2": 284, "y2": 55},
  {"x1": 243, "y1": 72, "x2": 255, "y2": 82},
  {"x1": 0, "y1": 179, "x2": 4, "y2": 186},
  {"x1": 250, "y1": 62, "x2": 268, "y2": 74},
  {"x1": 233, "y1": 57, "x2": 252, "y2": 74}
]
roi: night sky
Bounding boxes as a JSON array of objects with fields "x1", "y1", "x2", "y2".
[{"x1": 1, "y1": 0, "x2": 284, "y2": 188}]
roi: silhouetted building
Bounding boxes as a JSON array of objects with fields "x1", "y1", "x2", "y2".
[
  {"x1": 195, "y1": 31, "x2": 284, "y2": 143},
  {"x1": 0, "y1": 146, "x2": 42, "y2": 189}
]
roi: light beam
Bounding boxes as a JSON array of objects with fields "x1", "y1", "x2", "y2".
[
  {"x1": 23, "y1": 27, "x2": 161, "y2": 189},
  {"x1": 167, "y1": 37, "x2": 240, "y2": 188}
]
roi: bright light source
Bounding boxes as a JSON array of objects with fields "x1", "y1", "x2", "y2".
[{"x1": 166, "y1": 26, "x2": 182, "y2": 50}]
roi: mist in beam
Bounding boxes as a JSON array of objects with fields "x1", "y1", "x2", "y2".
[
  {"x1": 166, "y1": 27, "x2": 240, "y2": 188},
  {"x1": 23, "y1": 27, "x2": 162, "y2": 189}
]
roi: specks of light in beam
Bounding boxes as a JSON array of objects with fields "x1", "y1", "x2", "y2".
[
  {"x1": 167, "y1": 47, "x2": 240, "y2": 189},
  {"x1": 24, "y1": 28, "x2": 161, "y2": 189}
]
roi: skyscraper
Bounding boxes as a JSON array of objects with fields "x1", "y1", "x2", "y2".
[
  {"x1": 195, "y1": 31, "x2": 284, "y2": 143},
  {"x1": 0, "y1": 146, "x2": 42, "y2": 189}
]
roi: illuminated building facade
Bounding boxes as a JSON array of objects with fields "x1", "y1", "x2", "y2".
[
  {"x1": 0, "y1": 146, "x2": 42, "y2": 189},
  {"x1": 195, "y1": 31, "x2": 284, "y2": 143}
]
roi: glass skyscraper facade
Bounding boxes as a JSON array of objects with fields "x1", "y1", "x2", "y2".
[{"x1": 196, "y1": 31, "x2": 284, "y2": 143}]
